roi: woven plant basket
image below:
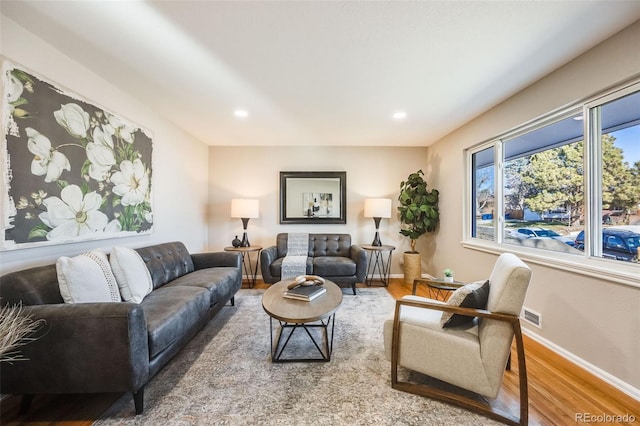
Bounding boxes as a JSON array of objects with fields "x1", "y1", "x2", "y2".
[{"x1": 403, "y1": 252, "x2": 421, "y2": 285}]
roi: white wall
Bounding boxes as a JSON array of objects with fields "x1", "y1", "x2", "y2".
[
  {"x1": 0, "y1": 17, "x2": 210, "y2": 273},
  {"x1": 426, "y1": 20, "x2": 640, "y2": 395},
  {"x1": 207, "y1": 146, "x2": 432, "y2": 275}
]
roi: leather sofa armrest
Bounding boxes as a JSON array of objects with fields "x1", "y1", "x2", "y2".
[
  {"x1": 0, "y1": 302, "x2": 149, "y2": 395},
  {"x1": 260, "y1": 246, "x2": 278, "y2": 283},
  {"x1": 351, "y1": 245, "x2": 368, "y2": 283},
  {"x1": 191, "y1": 251, "x2": 241, "y2": 270}
]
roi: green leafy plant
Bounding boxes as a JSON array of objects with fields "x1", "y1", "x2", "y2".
[
  {"x1": 398, "y1": 169, "x2": 440, "y2": 252},
  {"x1": 444, "y1": 268, "x2": 453, "y2": 277}
]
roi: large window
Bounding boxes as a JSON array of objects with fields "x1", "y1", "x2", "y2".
[{"x1": 467, "y1": 81, "x2": 639, "y2": 277}]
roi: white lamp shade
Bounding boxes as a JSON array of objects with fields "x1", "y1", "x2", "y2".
[
  {"x1": 364, "y1": 198, "x2": 392, "y2": 218},
  {"x1": 231, "y1": 199, "x2": 259, "y2": 218}
]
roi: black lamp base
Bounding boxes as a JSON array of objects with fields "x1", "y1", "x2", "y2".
[
  {"x1": 371, "y1": 217, "x2": 382, "y2": 246},
  {"x1": 240, "y1": 218, "x2": 251, "y2": 247}
]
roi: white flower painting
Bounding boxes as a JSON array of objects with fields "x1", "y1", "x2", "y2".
[{"x1": 1, "y1": 62, "x2": 153, "y2": 250}]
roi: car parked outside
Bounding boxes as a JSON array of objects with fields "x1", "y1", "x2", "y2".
[
  {"x1": 574, "y1": 228, "x2": 640, "y2": 262},
  {"x1": 509, "y1": 227, "x2": 575, "y2": 246}
]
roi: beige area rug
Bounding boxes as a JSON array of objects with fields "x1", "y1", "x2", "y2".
[{"x1": 95, "y1": 288, "x2": 500, "y2": 425}]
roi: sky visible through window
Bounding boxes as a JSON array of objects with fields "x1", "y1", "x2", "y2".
[{"x1": 613, "y1": 126, "x2": 639, "y2": 164}]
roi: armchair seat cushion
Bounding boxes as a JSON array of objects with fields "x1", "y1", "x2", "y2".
[
  {"x1": 313, "y1": 256, "x2": 356, "y2": 276},
  {"x1": 140, "y1": 286, "x2": 209, "y2": 358}
]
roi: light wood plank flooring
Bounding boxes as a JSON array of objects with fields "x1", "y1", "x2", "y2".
[{"x1": 1, "y1": 278, "x2": 638, "y2": 425}]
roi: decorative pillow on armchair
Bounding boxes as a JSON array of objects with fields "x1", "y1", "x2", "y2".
[
  {"x1": 56, "y1": 249, "x2": 121, "y2": 303},
  {"x1": 440, "y1": 280, "x2": 490, "y2": 328}
]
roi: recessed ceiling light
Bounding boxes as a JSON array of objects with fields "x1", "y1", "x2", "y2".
[
  {"x1": 392, "y1": 111, "x2": 407, "y2": 120},
  {"x1": 234, "y1": 109, "x2": 249, "y2": 119}
]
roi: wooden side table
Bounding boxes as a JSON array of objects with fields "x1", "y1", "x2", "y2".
[
  {"x1": 224, "y1": 246, "x2": 262, "y2": 288},
  {"x1": 412, "y1": 277, "x2": 463, "y2": 301},
  {"x1": 361, "y1": 244, "x2": 395, "y2": 287}
]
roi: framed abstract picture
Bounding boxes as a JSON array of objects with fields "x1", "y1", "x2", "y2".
[
  {"x1": 279, "y1": 171, "x2": 346, "y2": 224},
  {"x1": 0, "y1": 60, "x2": 153, "y2": 251}
]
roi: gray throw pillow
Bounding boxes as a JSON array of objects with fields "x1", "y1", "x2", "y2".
[{"x1": 440, "y1": 280, "x2": 490, "y2": 328}]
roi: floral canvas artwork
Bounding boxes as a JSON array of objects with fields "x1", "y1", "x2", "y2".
[{"x1": 1, "y1": 61, "x2": 153, "y2": 250}]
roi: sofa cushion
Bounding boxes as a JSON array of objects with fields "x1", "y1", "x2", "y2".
[
  {"x1": 140, "y1": 285, "x2": 209, "y2": 358},
  {"x1": 56, "y1": 249, "x2": 121, "y2": 303},
  {"x1": 312, "y1": 256, "x2": 356, "y2": 277},
  {"x1": 310, "y1": 234, "x2": 351, "y2": 257},
  {"x1": 135, "y1": 242, "x2": 195, "y2": 289},
  {"x1": 269, "y1": 257, "x2": 313, "y2": 278},
  {"x1": 275, "y1": 233, "x2": 353, "y2": 258},
  {"x1": 110, "y1": 246, "x2": 153, "y2": 303},
  {"x1": 164, "y1": 267, "x2": 241, "y2": 307}
]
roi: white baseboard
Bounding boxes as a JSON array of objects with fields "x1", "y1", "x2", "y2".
[{"x1": 523, "y1": 328, "x2": 640, "y2": 402}]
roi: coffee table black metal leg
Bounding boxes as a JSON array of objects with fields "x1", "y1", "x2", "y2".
[{"x1": 269, "y1": 314, "x2": 336, "y2": 362}]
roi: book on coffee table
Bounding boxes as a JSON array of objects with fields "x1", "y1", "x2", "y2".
[{"x1": 283, "y1": 285, "x2": 327, "y2": 301}]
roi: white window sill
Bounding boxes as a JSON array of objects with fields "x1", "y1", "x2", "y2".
[{"x1": 462, "y1": 239, "x2": 640, "y2": 289}]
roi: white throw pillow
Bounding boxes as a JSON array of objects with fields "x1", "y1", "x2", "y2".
[
  {"x1": 109, "y1": 246, "x2": 153, "y2": 303},
  {"x1": 56, "y1": 249, "x2": 121, "y2": 303}
]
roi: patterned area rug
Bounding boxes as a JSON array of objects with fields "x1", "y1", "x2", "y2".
[{"x1": 95, "y1": 288, "x2": 500, "y2": 425}]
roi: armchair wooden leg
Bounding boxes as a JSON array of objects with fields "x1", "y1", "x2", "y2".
[{"x1": 513, "y1": 320, "x2": 528, "y2": 426}]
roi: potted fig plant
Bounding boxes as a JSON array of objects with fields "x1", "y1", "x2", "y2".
[{"x1": 398, "y1": 170, "x2": 440, "y2": 284}]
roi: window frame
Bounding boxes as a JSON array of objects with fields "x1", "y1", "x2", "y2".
[{"x1": 463, "y1": 77, "x2": 640, "y2": 288}]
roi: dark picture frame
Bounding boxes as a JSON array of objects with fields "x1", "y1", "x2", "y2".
[{"x1": 280, "y1": 171, "x2": 346, "y2": 224}]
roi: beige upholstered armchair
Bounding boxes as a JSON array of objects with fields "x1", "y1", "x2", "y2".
[{"x1": 383, "y1": 253, "x2": 532, "y2": 425}]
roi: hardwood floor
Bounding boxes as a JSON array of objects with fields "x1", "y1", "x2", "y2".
[{"x1": 1, "y1": 278, "x2": 638, "y2": 425}]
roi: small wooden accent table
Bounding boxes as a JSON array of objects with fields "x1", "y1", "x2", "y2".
[
  {"x1": 412, "y1": 277, "x2": 464, "y2": 301},
  {"x1": 224, "y1": 246, "x2": 262, "y2": 288},
  {"x1": 262, "y1": 278, "x2": 342, "y2": 362}
]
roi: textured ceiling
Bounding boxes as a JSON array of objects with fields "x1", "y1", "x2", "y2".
[{"x1": 3, "y1": 1, "x2": 640, "y2": 147}]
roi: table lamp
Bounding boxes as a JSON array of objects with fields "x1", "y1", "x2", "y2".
[
  {"x1": 364, "y1": 198, "x2": 392, "y2": 246},
  {"x1": 231, "y1": 199, "x2": 259, "y2": 247}
]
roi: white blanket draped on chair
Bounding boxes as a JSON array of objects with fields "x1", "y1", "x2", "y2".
[{"x1": 281, "y1": 233, "x2": 309, "y2": 279}]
